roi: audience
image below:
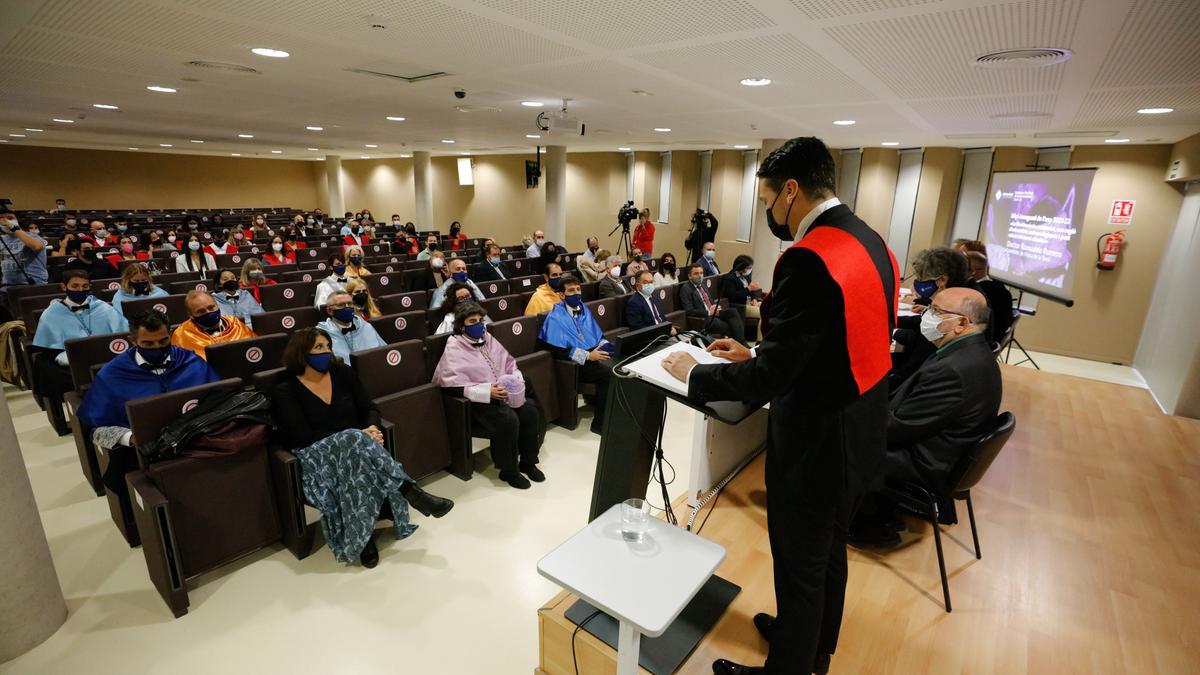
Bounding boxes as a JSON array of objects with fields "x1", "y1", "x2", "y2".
[
  {"x1": 213, "y1": 269, "x2": 263, "y2": 328},
  {"x1": 653, "y1": 252, "x2": 679, "y2": 287},
  {"x1": 430, "y1": 258, "x2": 485, "y2": 310},
  {"x1": 434, "y1": 283, "x2": 476, "y2": 335},
  {"x1": 577, "y1": 248, "x2": 609, "y2": 282},
  {"x1": 723, "y1": 254, "x2": 764, "y2": 319},
  {"x1": 416, "y1": 234, "x2": 440, "y2": 261},
  {"x1": 447, "y1": 221, "x2": 468, "y2": 250},
  {"x1": 474, "y1": 243, "x2": 510, "y2": 281},
  {"x1": 171, "y1": 290, "x2": 256, "y2": 360},
  {"x1": 697, "y1": 241, "x2": 721, "y2": 275},
  {"x1": 176, "y1": 234, "x2": 217, "y2": 274},
  {"x1": 411, "y1": 251, "x2": 449, "y2": 293},
  {"x1": 849, "y1": 287, "x2": 1002, "y2": 548},
  {"x1": 626, "y1": 250, "x2": 649, "y2": 276},
  {"x1": 524, "y1": 262, "x2": 565, "y2": 315},
  {"x1": 240, "y1": 258, "x2": 276, "y2": 304},
  {"x1": 536, "y1": 241, "x2": 560, "y2": 275},
  {"x1": 109, "y1": 263, "x2": 167, "y2": 315},
  {"x1": 537, "y1": 274, "x2": 612, "y2": 434},
  {"x1": 626, "y1": 270, "x2": 676, "y2": 335},
  {"x1": 965, "y1": 251, "x2": 1014, "y2": 340},
  {"x1": 581, "y1": 236, "x2": 600, "y2": 262},
  {"x1": 271, "y1": 328, "x2": 454, "y2": 567},
  {"x1": 262, "y1": 235, "x2": 295, "y2": 265},
  {"x1": 633, "y1": 209, "x2": 655, "y2": 257},
  {"x1": 71, "y1": 239, "x2": 119, "y2": 279},
  {"x1": 679, "y1": 263, "x2": 746, "y2": 344},
  {"x1": 345, "y1": 278, "x2": 382, "y2": 320},
  {"x1": 433, "y1": 303, "x2": 545, "y2": 489},
  {"x1": 344, "y1": 245, "x2": 372, "y2": 278},
  {"x1": 316, "y1": 291, "x2": 387, "y2": 362},
  {"x1": 598, "y1": 255, "x2": 629, "y2": 298},
  {"x1": 314, "y1": 254, "x2": 349, "y2": 307},
  {"x1": 0, "y1": 209, "x2": 49, "y2": 296},
  {"x1": 88, "y1": 220, "x2": 119, "y2": 247},
  {"x1": 206, "y1": 229, "x2": 240, "y2": 257},
  {"x1": 526, "y1": 229, "x2": 545, "y2": 259}
]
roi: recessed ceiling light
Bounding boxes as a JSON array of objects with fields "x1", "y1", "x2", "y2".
[
  {"x1": 52, "y1": 118, "x2": 74, "y2": 123},
  {"x1": 9, "y1": 134, "x2": 25, "y2": 138},
  {"x1": 0, "y1": 139, "x2": 9, "y2": 143},
  {"x1": 306, "y1": 126, "x2": 323, "y2": 131},
  {"x1": 526, "y1": 134, "x2": 541, "y2": 139},
  {"x1": 1136, "y1": 107, "x2": 1174, "y2": 114},
  {"x1": 93, "y1": 103, "x2": 119, "y2": 110},
  {"x1": 127, "y1": 147, "x2": 139, "y2": 150},
  {"x1": 231, "y1": 153, "x2": 241, "y2": 156},
  {"x1": 190, "y1": 139, "x2": 204, "y2": 143},
  {"x1": 25, "y1": 128, "x2": 43, "y2": 132},
  {"x1": 385, "y1": 116, "x2": 406, "y2": 121},
  {"x1": 360, "y1": 155, "x2": 370, "y2": 159},
  {"x1": 654, "y1": 127, "x2": 671, "y2": 132},
  {"x1": 441, "y1": 139, "x2": 455, "y2": 144},
  {"x1": 251, "y1": 47, "x2": 289, "y2": 58},
  {"x1": 881, "y1": 141, "x2": 900, "y2": 146},
  {"x1": 365, "y1": 144, "x2": 378, "y2": 148},
  {"x1": 159, "y1": 143, "x2": 173, "y2": 147},
  {"x1": 307, "y1": 147, "x2": 319, "y2": 151},
  {"x1": 1105, "y1": 138, "x2": 1130, "y2": 143},
  {"x1": 833, "y1": 120, "x2": 856, "y2": 126},
  {"x1": 271, "y1": 150, "x2": 283, "y2": 154},
  {"x1": 238, "y1": 133, "x2": 254, "y2": 138},
  {"x1": 400, "y1": 154, "x2": 412, "y2": 158},
  {"x1": 733, "y1": 144, "x2": 749, "y2": 149},
  {"x1": 618, "y1": 147, "x2": 632, "y2": 151},
  {"x1": 740, "y1": 77, "x2": 771, "y2": 86},
  {"x1": 146, "y1": 85, "x2": 176, "y2": 93},
  {"x1": 521, "y1": 101, "x2": 544, "y2": 107},
  {"x1": 460, "y1": 152, "x2": 471, "y2": 156}
]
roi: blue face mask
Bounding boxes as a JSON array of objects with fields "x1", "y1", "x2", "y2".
[
  {"x1": 913, "y1": 279, "x2": 938, "y2": 300},
  {"x1": 137, "y1": 345, "x2": 170, "y2": 365},
  {"x1": 131, "y1": 280, "x2": 150, "y2": 295},
  {"x1": 547, "y1": 276, "x2": 563, "y2": 291},
  {"x1": 332, "y1": 264, "x2": 346, "y2": 276},
  {"x1": 65, "y1": 289, "x2": 90, "y2": 304},
  {"x1": 463, "y1": 322, "x2": 486, "y2": 340},
  {"x1": 704, "y1": 250, "x2": 716, "y2": 260},
  {"x1": 452, "y1": 270, "x2": 469, "y2": 283},
  {"x1": 349, "y1": 256, "x2": 362, "y2": 266},
  {"x1": 640, "y1": 283, "x2": 655, "y2": 296},
  {"x1": 194, "y1": 309, "x2": 222, "y2": 328},
  {"x1": 332, "y1": 306, "x2": 356, "y2": 323},
  {"x1": 489, "y1": 256, "x2": 501, "y2": 265},
  {"x1": 305, "y1": 352, "x2": 332, "y2": 373},
  {"x1": 564, "y1": 294, "x2": 583, "y2": 309}
]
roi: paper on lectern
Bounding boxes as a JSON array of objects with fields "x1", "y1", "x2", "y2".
[{"x1": 621, "y1": 341, "x2": 731, "y2": 397}]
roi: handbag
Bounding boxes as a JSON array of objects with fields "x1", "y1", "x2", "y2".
[
  {"x1": 138, "y1": 387, "x2": 273, "y2": 463},
  {"x1": 181, "y1": 420, "x2": 271, "y2": 458}
]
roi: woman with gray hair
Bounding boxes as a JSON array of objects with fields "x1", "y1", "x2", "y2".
[{"x1": 598, "y1": 254, "x2": 628, "y2": 298}]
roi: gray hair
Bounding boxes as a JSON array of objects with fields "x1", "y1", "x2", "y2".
[
  {"x1": 911, "y1": 246, "x2": 969, "y2": 285},
  {"x1": 959, "y1": 295, "x2": 991, "y2": 326}
]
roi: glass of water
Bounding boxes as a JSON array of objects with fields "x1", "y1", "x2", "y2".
[{"x1": 621, "y1": 498, "x2": 650, "y2": 543}]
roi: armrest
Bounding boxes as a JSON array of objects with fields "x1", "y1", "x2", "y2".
[
  {"x1": 268, "y1": 447, "x2": 314, "y2": 559},
  {"x1": 378, "y1": 418, "x2": 396, "y2": 455},
  {"x1": 441, "y1": 394, "x2": 474, "y2": 481},
  {"x1": 552, "y1": 359, "x2": 581, "y2": 431},
  {"x1": 126, "y1": 470, "x2": 189, "y2": 618}
]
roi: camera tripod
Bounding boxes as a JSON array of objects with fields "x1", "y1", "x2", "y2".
[{"x1": 608, "y1": 220, "x2": 634, "y2": 259}]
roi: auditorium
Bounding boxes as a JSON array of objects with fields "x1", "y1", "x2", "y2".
[{"x1": 1, "y1": 1, "x2": 1198, "y2": 674}]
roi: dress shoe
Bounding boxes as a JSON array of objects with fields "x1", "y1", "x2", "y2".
[
  {"x1": 813, "y1": 652, "x2": 832, "y2": 674},
  {"x1": 847, "y1": 524, "x2": 902, "y2": 549},
  {"x1": 405, "y1": 486, "x2": 455, "y2": 517},
  {"x1": 752, "y1": 612, "x2": 775, "y2": 642},
  {"x1": 519, "y1": 463, "x2": 546, "y2": 482},
  {"x1": 359, "y1": 537, "x2": 379, "y2": 569},
  {"x1": 712, "y1": 659, "x2": 763, "y2": 674},
  {"x1": 499, "y1": 470, "x2": 532, "y2": 490}
]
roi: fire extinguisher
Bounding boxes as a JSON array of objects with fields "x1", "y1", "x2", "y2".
[{"x1": 1096, "y1": 229, "x2": 1125, "y2": 271}]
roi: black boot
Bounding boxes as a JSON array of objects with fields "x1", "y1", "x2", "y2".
[
  {"x1": 359, "y1": 537, "x2": 379, "y2": 568},
  {"x1": 712, "y1": 660, "x2": 763, "y2": 674},
  {"x1": 519, "y1": 463, "x2": 546, "y2": 482},
  {"x1": 752, "y1": 613, "x2": 774, "y2": 642},
  {"x1": 401, "y1": 483, "x2": 454, "y2": 517},
  {"x1": 499, "y1": 470, "x2": 532, "y2": 490}
]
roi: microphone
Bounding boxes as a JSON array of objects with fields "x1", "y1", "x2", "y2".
[{"x1": 700, "y1": 272, "x2": 729, "y2": 337}]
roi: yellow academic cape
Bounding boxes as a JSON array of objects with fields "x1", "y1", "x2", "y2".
[
  {"x1": 171, "y1": 316, "x2": 257, "y2": 360},
  {"x1": 523, "y1": 284, "x2": 562, "y2": 316}
]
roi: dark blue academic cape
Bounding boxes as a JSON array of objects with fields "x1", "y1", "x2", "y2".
[{"x1": 77, "y1": 346, "x2": 220, "y2": 429}]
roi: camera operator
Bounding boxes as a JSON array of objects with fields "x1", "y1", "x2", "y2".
[
  {"x1": 686, "y1": 208, "x2": 718, "y2": 263},
  {"x1": 632, "y1": 208, "x2": 655, "y2": 259},
  {"x1": 0, "y1": 208, "x2": 49, "y2": 317}
]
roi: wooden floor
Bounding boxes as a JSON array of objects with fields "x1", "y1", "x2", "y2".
[{"x1": 538, "y1": 365, "x2": 1200, "y2": 674}]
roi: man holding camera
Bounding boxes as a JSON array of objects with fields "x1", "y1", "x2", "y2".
[{"x1": 0, "y1": 208, "x2": 49, "y2": 315}]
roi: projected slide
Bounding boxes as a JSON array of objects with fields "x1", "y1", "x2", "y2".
[{"x1": 982, "y1": 168, "x2": 1097, "y2": 306}]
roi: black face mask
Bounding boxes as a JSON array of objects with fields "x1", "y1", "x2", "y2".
[
  {"x1": 765, "y1": 187, "x2": 795, "y2": 241},
  {"x1": 221, "y1": 279, "x2": 239, "y2": 293},
  {"x1": 352, "y1": 293, "x2": 369, "y2": 307}
]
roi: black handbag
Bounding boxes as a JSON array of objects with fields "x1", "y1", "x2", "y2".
[{"x1": 138, "y1": 387, "x2": 273, "y2": 463}]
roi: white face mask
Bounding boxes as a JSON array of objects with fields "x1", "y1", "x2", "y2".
[
  {"x1": 920, "y1": 310, "x2": 950, "y2": 343},
  {"x1": 535, "y1": 238, "x2": 545, "y2": 245},
  {"x1": 272, "y1": 243, "x2": 283, "y2": 252},
  {"x1": 610, "y1": 267, "x2": 621, "y2": 277},
  {"x1": 1, "y1": 218, "x2": 17, "y2": 229},
  {"x1": 431, "y1": 257, "x2": 445, "y2": 269}
]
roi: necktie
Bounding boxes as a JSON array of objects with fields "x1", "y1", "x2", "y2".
[
  {"x1": 698, "y1": 283, "x2": 712, "y2": 309},
  {"x1": 647, "y1": 295, "x2": 661, "y2": 323}
]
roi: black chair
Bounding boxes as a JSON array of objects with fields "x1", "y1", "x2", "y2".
[
  {"x1": 481, "y1": 294, "x2": 523, "y2": 323},
  {"x1": 250, "y1": 307, "x2": 321, "y2": 336},
  {"x1": 350, "y1": 340, "x2": 428, "y2": 400},
  {"x1": 120, "y1": 294, "x2": 190, "y2": 325},
  {"x1": 363, "y1": 272, "x2": 404, "y2": 297},
  {"x1": 881, "y1": 412, "x2": 1016, "y2": 612},
  {"x1": 204, "y1": 333, "x2": 289, "y2": 383},
  {"x1": 369, "y1": 311, "x2": 428, "y2": 344},
  {"x1": 376, "y1": 291, "x2": 428, "y2": 315},
  {"x1": 478, "y1": 279, "x2": 510, "y2": 298},
  {"x1": 258, "y1": 280, "x2": 316, "y2": 310}
]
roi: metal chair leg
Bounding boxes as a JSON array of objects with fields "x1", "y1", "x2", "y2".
[
  {"x1": 930, "y1": 496, "x2": 951, "y2": 613},
  {"x1": 965, "y1": 492, "x2": 981, "y2": 559}
]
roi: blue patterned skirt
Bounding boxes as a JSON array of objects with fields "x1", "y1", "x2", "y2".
[{"x1": 295, "y1": 429, "x2": 419, "y2": 563}]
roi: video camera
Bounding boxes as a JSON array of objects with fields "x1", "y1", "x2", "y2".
[
  {"x1": 617, "y1": 200, "x2": 639, "y2": 230},
  {"x1": 691, "y1": 208, "x2": 710, "y2": 228}
]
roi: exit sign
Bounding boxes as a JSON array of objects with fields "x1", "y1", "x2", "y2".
[{"x1": 1108, "y1": 200, "x2": 1135, "y2": 225}]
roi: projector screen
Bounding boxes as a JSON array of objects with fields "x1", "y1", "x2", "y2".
[{"x1": 981, "y1": 168, "x2": 1097, "y2": 306}]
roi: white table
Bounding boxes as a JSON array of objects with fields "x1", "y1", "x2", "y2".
[{"x1": 537, "y1": 504, "x2": 727, "y2": 675}]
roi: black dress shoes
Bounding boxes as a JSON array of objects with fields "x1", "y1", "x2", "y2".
[
  {"x1": 847, "y1": 524, "x2": 902, "y2": 549},
  {"x1": 499, "y1": 470, "x2": 532, "y2": 490},
  {"x1": 359, "y1": 537, "x2": 379, "y2": 569},
  {"x1": 712, "y1": 660, "x2": 763, "y2": 675},
  {"x1": 519, "y1": 463, "x2": 546, "y2": 482},
  {"x1": 405, "y1": 486, "x2": 455, "y2": 517},
  {"x1": 752, "y1": 613, "x2": 775, "y2": 642}
]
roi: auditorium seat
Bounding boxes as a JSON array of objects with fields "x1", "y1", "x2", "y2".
[
  {"x1": 481, "y1": 294, "x2": 522, "y2": 323},
  {"x1": 249, "y1": 307, "x2": 321, "y2": 336},
  {"x1": 204, "y1": 333, "x2": 289, "y2": 383},
  {"x1": 375, "y1": 383, "x2": 462, "y2": 480},
  {"x1": 477, "y1": 279, "x2": 510, "y2": 298},
  {"x1": 350, "y1": 340, "x2": 428, "y2": 400},
  {"x1": 120, "y1": 294, "x2": 190, "y2": 325},
  {"x1": 167, "y1": 279, "x2": 212, "y2": 296},
  {"x1": 363, "y1": 272, "x2": 403, "y2": 297},
  {"x1": 369, "y1": 311, "x2": 428, "y2": 344},
  {"x1": 63, "y1": 331, "x2": 132, "y2": 497},
  {"x1": 257, "y1": 280, "x2": 315, "y2": 310}
]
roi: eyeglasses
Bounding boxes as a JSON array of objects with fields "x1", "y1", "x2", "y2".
[{"x1": 929, "y1": 304, "x2": 971, "y2": 323}]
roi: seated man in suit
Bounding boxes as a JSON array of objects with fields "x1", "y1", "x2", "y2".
[
  {"x1": 430, "y1": 257, "x2": 486, "y2": 310},
  {"x1": 317, "y1": 291, "x2": 387, "y2": 362},
  {"x1": 850, "y1": 287, "x2": 1002, "y2": 548},
  {"x1": 597, "y1": 255, "x2": 629, "y2": 298},
  {"x1": 964, "y1": 251, "x2": 1014, "y2": 340},
  {"x1": 171, "y1": 290, "x2": 256, "y2": 360},
  {"x1": 537, "y1": 274, "x2": 612, "y2": 435},
  {"x1": 697, "y1": 241, "x2": 721, "y2": 276},
  {"x1": 625, "y1": 270, "x2": 677, "y2": 335},
  {"x1": 78, "y1": 309, "x2": 220, "y2": 494},
  {"x1": 474, "y1": 243, "x2": 511, "y2": 281},
  {"x1": 679, "y1": 263, "x2": 746, "y2": 345},
  {"x1": 524, "y1": 262, "x2": 565, "y2": 315}
]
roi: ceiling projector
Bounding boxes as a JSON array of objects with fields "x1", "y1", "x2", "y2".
[{"x1": 536, "y1": 102, "x2": 586, "y2": 136}]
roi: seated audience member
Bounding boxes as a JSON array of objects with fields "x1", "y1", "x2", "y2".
[
  {"x1": 109, "y1": 263, "x2": 167, "y2": 315},
  {"x1": 474, "y1": 243, "x2": 511, "y2": 281},
  {"x1": 416, "y1": 234, "x2": 440, "y2": 261},
  {"x1": 87, "y1": 220, "x2": 119, "y2": 247},
  {"x1": 317, "y1": 291, "x2": 387, "y2": 362},
  {"x1": 171, "y1": 290, "x2": 256, "y2": 360},
  {"x1": 1, "y1": 209, "x2": 48, "y2": 282},
  {"x1": 142, "y1": 230, "x2": 170, "y2": 253},
  {"x1": 77, "y1": 309, "x2": 220, "y2": 493},
  {"x1": 179, "y1": 217, "x2": 200, "y2": 242},
  {"x1": 581, "y1": 237, "x2": 600, "y2": 262},
  {"x1": 434, "y1": 282, "x2": 490, "y2": 335},
  {"x1": 679, "y1": 263, "x2": 746, "y2": 344},
  {"x1": 206, "y1": 229, "x2": 239, "y2": 257},
  {"x1": 598, "y1": 255, "x2": 629, "y2": 298},
  {"x1": 314, "y1": 254, "x2": 349, "y2": 307},
  {"x1": 213, "y1": 269, "x2": 263, "y2": 328},
  {"x1": 653, "y1": 252, "x2": 680, "y2": 287},
  {"x1": 626, "y1": 270, "x2": 676, "y2": 335},
  {"x1": 31, "y1": 269, "x2": 128, "y2": 427},
  {"x1": 698, "y1": 241, "x2": 721, "y2": 275},
  {"x1": 626, "y1": 250, "x2": 649, "y2": 276},
  {"x1": 391, "y1": 231, "x2": 419, "y2": 256},
  {"x1": 345, "y1": 278, "x2": 382, "y2": 320},
  {"x1": 524, "y1": 262, "x2": 565, "y2": 315},
  {"x1": 271, "y1": 328, "x2": 454, "y2": 567},
  {"x1": 52, "y1": 232, "x2": 78, "y2": 258},
  {"x1": 965, "y1": 251, "x2": 1014, "y2": 340},
  {"x1": 433, "y1": 303, "x2": 544, "y2": 489},
  {"x1": 344, "y1": 245, "x2": 372, "y2": 278},
  {"x1": 526, "y1": 230, "x2": 545, "y2": 259},
  {"x1": 536, "y1": 241, "x2": 560, "y2": 275},
  {"x1": 262, "y1": 235, "x2": 296, "y2": 265},
  {"x1": 387, "y1": 214, "x2": 404, "y2": 232},
  {"x1": 577, "y1": 248, "x2": 609, "y2": 283},
  {"x1": 537, "y1": 274, "x2": 612, "y2": 434},
  {"x1": 411, "y1": 250, "x2": 449, "y2": 293},
  {"x1": 724, "y1": 254, "x2": 764, "y2": 318},
  {"x1": 176, "y1": 234, "x2": 217, "y2": 274},
  {"x1": 240, "y1": 258, "x2": 276, "y2": 304},
  {"x1": 283, "y1": 230, "x2": 307, "y2": 253},
  {"x1": 475, "y1": 238, "x2": 496, "y2": 264},
  {"x1": 249, "y1": 214, "x2": 270, "y2": 238},
  {"x1": 951, "y1": 238, "x2": 987, "y2": 255},
  {"x1": 70, "y1": 239, "x2": 119, "y2": 279},
  {"x1": 431, "y1": 258, "x2": 485, "y2": 310},
  {"x1": 343, "y1": 221, "x2": 370, "y2": 247},
  {"x1": 849, "y1": 287, "x2": 1002, "y2": 548},
  {"x1": 447, "y1": 221, "x2": 468, "y2": 250}
]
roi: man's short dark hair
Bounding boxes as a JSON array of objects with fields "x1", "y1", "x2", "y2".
[
  {"x1": 327, "y1": 253, "x2": 344, "y2": 265},
  {"x1": 559, "y1": 273, "x2": 581, "y2": 291},
  {"x1": 544, "y1": 262, "x2": 562, "y2": 276},
  {"x1": 757, "y1": 136, "x2": 836, "y2": 199},
  {"x1": 637, "y1": 269, "x2": 654, "y2": 284},
  {"x1": 732, "y1": 254, "x2": 754, "y2": 272},
  {"x1": 61, "y1": 268, "x2": 90, "y2": 284},
  {"x1": 687, "y1": 263, "x2": 705, "y2": 276},
  {"x1": 912, "y1": 246, "x2": 969, "y2": 286},
  {"x1": 130, "y1": 309, "x2": 170, "y2": 335},
  {"x1": 953, "y1": 238, "x2": 987, "y2": 254},
  {"x1": 486, "y1": 243, "x2": 501, "y2": 254}
]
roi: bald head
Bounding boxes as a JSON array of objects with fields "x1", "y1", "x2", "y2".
[
  {"x1": 184, "y1": 291, "x2": 217, "y2": 318},
  {"x1": 929, "y1": 287, "x2": 989, "y2": 346}
]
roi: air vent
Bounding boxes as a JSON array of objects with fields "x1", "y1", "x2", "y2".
[
  {"x1": 186, "y1": 60, "x2": 259, "y2": 74},
  {"x1": 990, "y1": 111, "x2": 1053, "y2": 120},
  {"x1": 1033, "y1": 130, "x2": 1118, "y2": 138},
  {"x1": 944, "y1": 133, "x2": 1017, "y2": 139},
  {"x1": 345, "y1": 68, "x2": 450, "y2": 83},
  {"x1": 974, "y1": 48, "x2": 1072, "y2": 67}
]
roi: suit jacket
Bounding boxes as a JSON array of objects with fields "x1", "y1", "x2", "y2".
[
  {"x1": 887, "y1": 332, "x2": 1002, "y2": 490},
  {"x1": 598, "y1": 275, "x2": 629, "y2": 299},
  {"x1": 977, "y1": 278, "x2": 1014, "y2": 339},
  {"x1": 474, "y1": 259, "x2": 511, "y2": 282},
  {"x1": 624, "y1": 291, "x2": 668, "y2": 330},
  {"x1": 698, "y1": 256, "x2": 721, "y2": 276},
  {"x1": 678, "y1": 280, "x2": 716, "y2": 319}
]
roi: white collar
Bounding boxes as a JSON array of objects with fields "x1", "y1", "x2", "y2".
[{"x1": 797, "y1": 197, "x2": 842, "y2": 236}]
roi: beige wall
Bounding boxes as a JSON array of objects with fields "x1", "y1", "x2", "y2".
[
  {"x1": 856, "y1": 148, "x2": 899, "y2": 237},
  {"x1": 907, "y1": 147, "x2": 963, "y2": 262},
  {"x1": 340, "y1": 157, "x2": 416, "y2": 221},
  {"x1": 1166, "y1": 132, "x2": 1200, "y2": 182},
  {"x1": 0, "y1": 145, "x2": 322, "y2": 210},
  {"x1": 566, "y1": 152, "x2": 629, "y2": 252}
]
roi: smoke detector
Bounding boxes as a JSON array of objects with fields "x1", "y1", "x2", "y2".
[{"x1": 974, "y1": 48, "x2": 1072, "y2": 67}]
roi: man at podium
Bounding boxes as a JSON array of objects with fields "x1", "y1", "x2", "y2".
[{"x1": 664, "y1": 137, "x2": 899, "y2": 675}]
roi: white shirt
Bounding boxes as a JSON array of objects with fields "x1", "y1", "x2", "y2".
[{"x1": 795, "y1": 197, "x2": 842, "y2": 237}]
